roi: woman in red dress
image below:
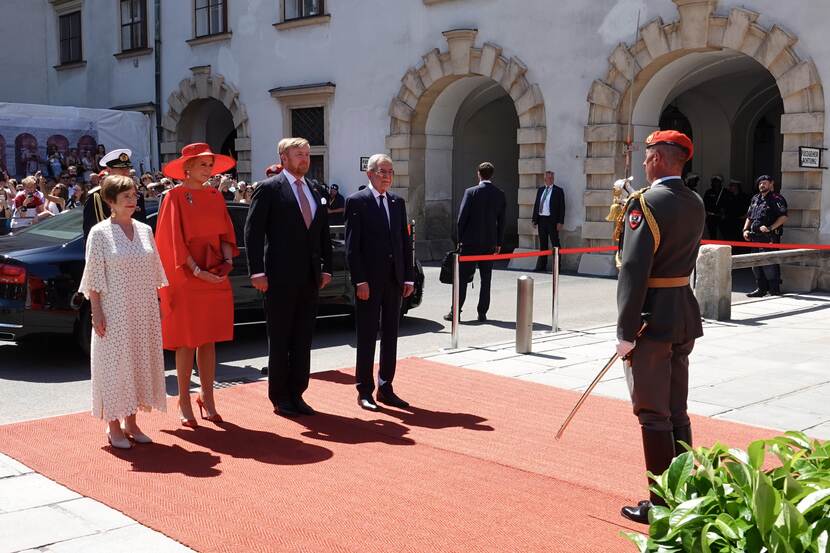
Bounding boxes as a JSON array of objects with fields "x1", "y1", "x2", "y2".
[{"x1": 156, "y1": 143, "x2": 238, "y2": 426}]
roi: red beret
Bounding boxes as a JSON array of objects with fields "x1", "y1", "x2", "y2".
[
  {"x1": 265, "y1": 163, "x2": 283, "y2": 177},
  {"x1": 645, "y1": 130, "x2": 693, "y2": 160}
]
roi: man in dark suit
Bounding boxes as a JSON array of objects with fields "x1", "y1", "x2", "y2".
[
  {"x1": 443, "y1": 162, "x2": 506, "y2": 323},
  {"x1": 531, "y1": 170, "x2": 565, "y2": 272},
  {"x1": 345, "y1": 154, "x2": 415, "y2": 411},
  {"x1": 244, "y1": 137, "x2": 333, "y2": 417},
  {"x1": 82, "y1": 149, "x2": 146, "y2": 239}
]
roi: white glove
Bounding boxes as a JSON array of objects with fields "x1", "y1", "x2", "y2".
[
  {"x1": 616, "y1": 340, "x2": 635, "y2": 358},
  {"x1": 613, "y1": 176, "x2": 633, "y2": 191}
]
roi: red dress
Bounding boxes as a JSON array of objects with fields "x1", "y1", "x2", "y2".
[{"x1": 156, "y1": 185, "x2": 239, "y2": 350}]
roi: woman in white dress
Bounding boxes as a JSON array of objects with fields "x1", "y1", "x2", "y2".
[{"x1": 78, "y1": 175, "x2": 169, "y2": 449}]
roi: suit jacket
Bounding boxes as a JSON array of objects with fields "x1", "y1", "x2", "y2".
[
  {"x1": 344, "y1": 187, "x2": 414, "y2": 287},
  {"x1": 616, "y1": 177, "x2": 705, "y2": 343},
  {"x1": 531, "y1": 185, "x2": 565, "y2": 225},
  {"x1": 82, "y1": 190, "x2": 146, "y2": 239},
  {"x1": 457, "y1": 180, "x2": 506, "y2": 249},
  {"x1": 244, "y1": 172, "x2": 332, "y2": 286}
]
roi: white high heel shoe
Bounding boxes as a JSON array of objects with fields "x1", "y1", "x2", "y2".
[
  {"x1": 122, "y1": 426, "x2": 153, "y2": 444},
  {"x1": 106, "y1": 430, "x2": 132, "y2": 449}
]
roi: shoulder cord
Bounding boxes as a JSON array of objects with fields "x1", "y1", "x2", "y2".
[{"x1": 94, "y1": 192, "x2": 105, "y2": 222}]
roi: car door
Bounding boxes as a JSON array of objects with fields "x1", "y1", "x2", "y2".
[{"x1": 226, "y1": 204, "x2": 263, "y2": 314}]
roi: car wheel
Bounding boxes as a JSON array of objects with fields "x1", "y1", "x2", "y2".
[{"x1": 76, "y1": 303, "x2": 92, "y2": 357}]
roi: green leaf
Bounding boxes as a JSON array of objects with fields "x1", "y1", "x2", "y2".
[
  {"x1": 783, "y1": 431, "x2": 812, "y2": 451},
  {"x1": 713, "y1": 514, "x2": 741, "y2": 540},
  {"x1": 796, "y1": 489, "x2": 830, "y2": 516},
  {"x1": 667, "y1": 452, "x2": 695, "y2": 500},
  {"x1": 621, "y1": 531, "x2": 649, "y2": 552},
  {"x1": 752, "y1": 472, "x2": 780, "y2": 537},
  {"x1": 748, "y1": 441, "x2": 766, "y2": 470}
]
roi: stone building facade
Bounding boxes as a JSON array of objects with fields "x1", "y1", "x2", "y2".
[{"x1": 1, "y1": 0, "x2": 828, "y2": 286}]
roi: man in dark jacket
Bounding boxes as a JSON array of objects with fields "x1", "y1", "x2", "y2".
[
  {"x1": 244, "y1": 137, "x2": 332, "y2": 417},
  {"x1": 443, "y1": 162, "x2": 506, "y2": 323},
  {"x1": 345, "y1": 154, "x2": 415, "y2": 411},
  {"x1": 531, "y1": 170, "x2": 565, "y2": 272},
  {"x1": 616, "y1": 130, "x2": 705, "y2": 524}
]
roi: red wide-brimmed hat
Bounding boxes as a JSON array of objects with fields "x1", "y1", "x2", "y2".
[{"x1": 162, "y1": 143, "x2": 236, "y2": 180}]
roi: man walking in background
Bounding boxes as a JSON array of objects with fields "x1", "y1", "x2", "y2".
[
  {"x1": 444, "y1": 162, "x2": 506, "y2": 323},
  {"x1": 531, "y1": 170, "x2": 565, "y2": 272},
  {"x1": 245, "y1": 137, "x2": 333, "y2": 417},
  {"x1": 345, "y1": 154, "x2": 415, "y2": 411}
]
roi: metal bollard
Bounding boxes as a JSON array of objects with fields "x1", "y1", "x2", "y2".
[
  {"x1": 551, "y1": 246, "x2": 560, "y2": 332},
  {"x1": 451, "y1": 253, "x2": 460, "y2": 349},
  {"x1": 516, "y1": 275, "x2": 534, "y2": 354}
]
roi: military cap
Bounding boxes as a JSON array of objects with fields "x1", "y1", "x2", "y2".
[
  {"x1": 99, "y1": 148, "x2": 133, "y2": 169},
  {"x1": 645, "y1": 130, "x2": 694, "y2": 160},
  {"x1": 755, "y1": 174, "x2": 774, "y2": 185}
]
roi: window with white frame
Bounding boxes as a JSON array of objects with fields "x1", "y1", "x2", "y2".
[
  {"x1": 284, "y1": 0, "x2": 323, "y2": 21},
  {"x1": 120, "y1": 0, "x2": 148, "y2": 51},
  {"x1": 59, "y1": 11, "x2": 83, "y2": 64},
  {"x1": 195, "y1": 0, "x2": 227, "y2": 37}
]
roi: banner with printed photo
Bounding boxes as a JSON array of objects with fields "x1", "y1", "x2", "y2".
[{"x1": 0, "y1": 102, "x2": 152, "y2": 180}]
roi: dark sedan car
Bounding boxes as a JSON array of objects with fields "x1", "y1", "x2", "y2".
[{"x1": 0, "y1": 200, "x2": 424, "y2": 354}]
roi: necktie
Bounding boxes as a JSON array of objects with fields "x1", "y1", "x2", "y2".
[
  {"x1": 378, "y1": 195, "x2": 390, "y2": 229},
  {"x1": 540, "y1": 187, "x2": 551, "y2": 215},
  {"x1": 295, "y1": 180, "x2": 312, "y2": 228}
]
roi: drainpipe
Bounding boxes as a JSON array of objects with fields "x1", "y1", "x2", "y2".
[{"x1": 154, "y1": 0, "x2": 163, "y2": 170}]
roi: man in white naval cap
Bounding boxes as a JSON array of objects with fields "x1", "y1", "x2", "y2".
[{"x1": 82, "y1": 148, "x2": 146, "y2": 239}]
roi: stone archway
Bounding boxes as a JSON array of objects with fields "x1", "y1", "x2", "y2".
[
  {"x1": 386, "y1": 29, "x2": 546, "y2": 257},
  {"x1": 160, "y1": 65, "x2": 251, "y2": 182},
  {"x1": 584, "y1": 0, "x2": 824, "y2": 255}
]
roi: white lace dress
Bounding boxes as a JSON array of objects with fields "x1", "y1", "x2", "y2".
[{"x1": 79, "y1": 219, "x2": 169, "y2": 421}]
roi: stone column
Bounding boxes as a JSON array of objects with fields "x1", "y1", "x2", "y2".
[{"x1": 695, "y1": 244, "x2": 732, "y2": 321}]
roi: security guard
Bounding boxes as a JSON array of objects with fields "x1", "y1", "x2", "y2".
[
  {"x1": 614, "y1": 130, "x2": 705, "y2": 524},
  {"x1": 82, "y1": 148, "x2": 146, "y2": 239},
  {"x1": 743, "y1": 175, "x2": 788, "y2": 297}
]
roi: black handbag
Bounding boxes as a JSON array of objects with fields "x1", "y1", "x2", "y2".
[{"x1": 439, "y1": 246, "x2": 473, "y2": 285}]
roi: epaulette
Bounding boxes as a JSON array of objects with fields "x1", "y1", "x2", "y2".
[{"x1": 613, "y1": 186, "x2": 661, "y2": 267}]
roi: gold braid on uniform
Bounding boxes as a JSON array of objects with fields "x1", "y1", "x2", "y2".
[
  {"x1": 613, "y1": 186, "x2": 661, "y2": 267},
  {"x1": 93, "y1": 192, "x2": 106, "y2": 222}
]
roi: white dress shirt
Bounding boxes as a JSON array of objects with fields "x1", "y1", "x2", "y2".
[
  {"x1": 652, "y1": 176, "x2": 683, "y2": 186},
  {"x1": 538, "y1": 185, "x2": 552, "y2": 216}
]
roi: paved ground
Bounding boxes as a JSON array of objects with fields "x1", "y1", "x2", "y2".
[{"x1": 5, "y1": 265, "x2": 804, "y2": 553}]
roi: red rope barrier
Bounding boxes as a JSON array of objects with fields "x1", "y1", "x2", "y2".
[{"x1": 454, "y1": 239, "x2": 829, "y2": 263}]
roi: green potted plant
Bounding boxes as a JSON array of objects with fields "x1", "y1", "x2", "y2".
[{"x1": 624, "y1": 431, "x2": 830, "y2": 552}]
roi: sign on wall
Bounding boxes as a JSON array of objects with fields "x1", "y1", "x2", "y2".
[
  {"x1": 360, "y1": 156, "x2": 370, "y2": 172},
  {"x1": 798, "y1": 146, "x2": 826, "y2": 169}
]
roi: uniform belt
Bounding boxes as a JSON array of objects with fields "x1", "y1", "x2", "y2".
[{"x1": 647, "y1": 276, "x2": 690, "y2": 288}]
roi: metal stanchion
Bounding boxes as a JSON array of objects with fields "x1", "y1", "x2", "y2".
[
  {"x1": 451, "y1": 253, "x2": 460, "y2": 349},
  {"x1": 551, "y1": 246, "x2": 560, "y2": 332},
  {"x1": 516, "y1": 275, "x2": 534, "y2": 354}
]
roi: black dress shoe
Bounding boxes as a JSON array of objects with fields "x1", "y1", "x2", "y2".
[
  {"x1": 443, "y1": 311, "x2": 455, "y2": 322},
  {"x1": 294, "y1": 396, "x2": 316, "y2": 415},
  {"x1": 358, "y1": 396, "x2": 379, "y2": 411},
  {"x1": 377, "y1": 389, "x2": 410, "y2": 408},
  {"x1": 621, "y1": 500, "x2": 652, "y2": 524},
  {"x1": 747, "y1": 288, "x2": 768, "y2": 297},
  {"x1": 477, "y1": 313, "x2": 487, "y2": 322},
  {"x1": 274, "y1": 400, "x2": 300, "y2": 417}
]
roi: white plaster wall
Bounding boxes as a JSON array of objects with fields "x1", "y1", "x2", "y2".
[
  {"x1": 3, "y1": 0, "x2": 830, "y2": 237},
  {"x1": 0, "y1": 0, "x2": 49, "y2": 104}
]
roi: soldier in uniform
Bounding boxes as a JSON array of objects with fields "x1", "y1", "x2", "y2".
[
  {"x1": 615, "y1": 130, "x2": 706, "y2": 524},
  {"x1": 743, "y1": 175, "x2": 788, "y2": 297},
  {"x1": 82, "y1": 149, "x2": 146, "y2": 239}
]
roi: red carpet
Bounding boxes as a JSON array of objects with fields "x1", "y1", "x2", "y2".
[{"x1": 0, "y1": 358, "x2": 775, "y2": 552}]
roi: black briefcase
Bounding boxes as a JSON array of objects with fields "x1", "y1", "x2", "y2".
[{"x1": 439, "y1": 248, "x2": 473, "y2": 285}]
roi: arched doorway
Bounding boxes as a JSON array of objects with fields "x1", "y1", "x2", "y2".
[
  {"x1": 160, "y1": 66, "x2": 251, "y2": 182},
  {"x1": 177, "y1": 98, "x2": 238, "y2": 177},
  {"x1": 14, "y1": 133, "x2": 38, "y2": 178},
  {"x1": 0, "y1": 134, "x2": 8, "y2": 176},
  {"x1": 387, "y1": 30, "x2": 546, "y2": 258},
  {"x1": 584, "y1": 1, "x2": 824, "y2": 257}
]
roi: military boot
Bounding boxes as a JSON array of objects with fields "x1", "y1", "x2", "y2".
[
  {"x1": 621, "y1": 429, "x2": 676, "y2": 524},
  {"x1": 769, "y1": 281, "x2": 783, "y2": 296},
  {"x1": 746, "y1": 288, "x2": 768, "y2": 297},
  {"x1": 673, "y1": 424, "x2": 692, "y2": 454}
]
